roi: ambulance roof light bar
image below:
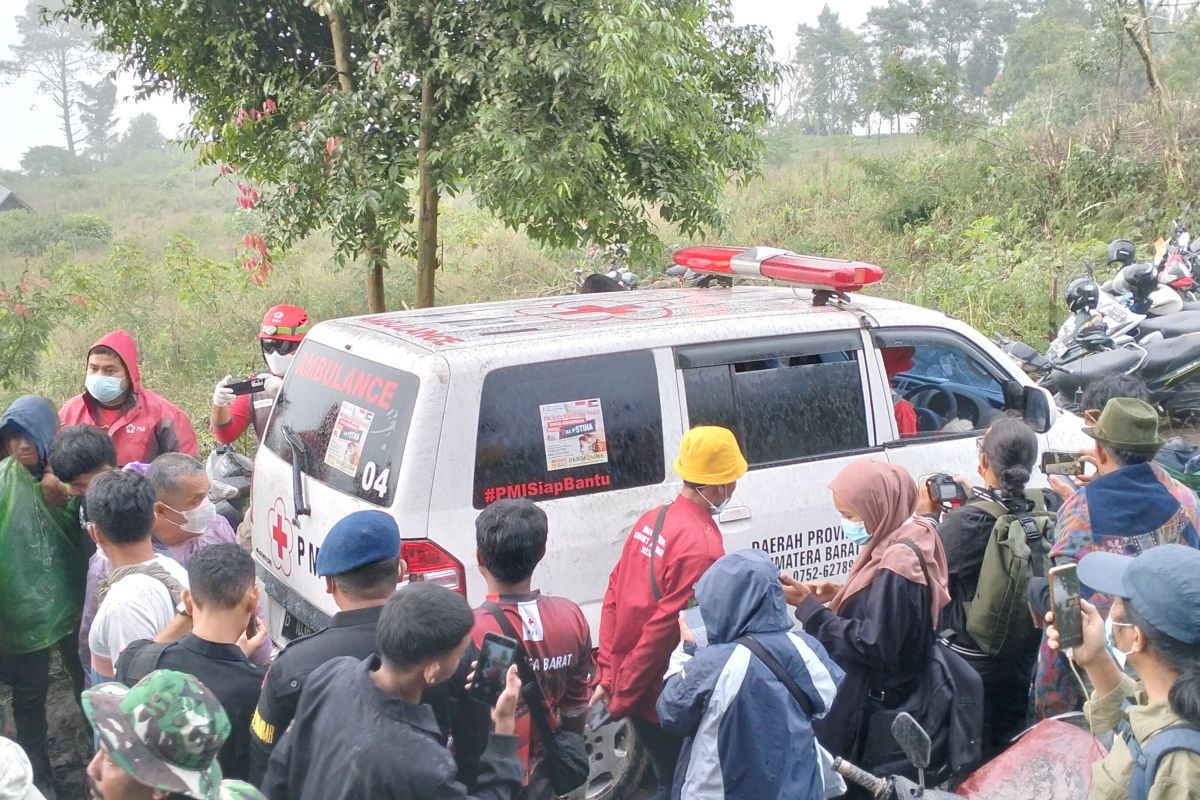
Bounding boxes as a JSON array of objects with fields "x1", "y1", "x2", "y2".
[{"x1": 672, "y1": 245, "x2": 884, "y2": 305}]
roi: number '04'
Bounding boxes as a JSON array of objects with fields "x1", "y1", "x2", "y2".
[{"x1": 360, "y1": 462, "x2": 390, "y2": 498}]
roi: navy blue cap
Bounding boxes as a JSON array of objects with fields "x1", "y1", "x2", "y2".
[
  {"x1": 1078, "y1": 544, "x2": 1200, "y2": 645},
  {"x1": 315, "y1": 510, "x2": 401, "y2": 577}
]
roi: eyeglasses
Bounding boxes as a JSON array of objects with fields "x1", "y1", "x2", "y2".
[{"x1": 262, "y1": 339, "x2": 298, "y2": 355}]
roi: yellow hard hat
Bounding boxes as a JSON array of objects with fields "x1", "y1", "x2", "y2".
[{"x1": 673, "y1": 426, "x2": 748, "y2": 485}]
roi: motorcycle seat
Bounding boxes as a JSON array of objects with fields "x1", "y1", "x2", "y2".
[
  {"x1": 1136, "y1": 311, "x2": 1200, "y2": 340},
  {"x1": 1141, "y1": 333, "x2": 1200, "y2": 376},
  {"x1": 1052, "y1": 348, "x2": 1145, "y2": 397},
  {"x1": 1182, "y1": 301, "x2": 1200, "y2": 313}
]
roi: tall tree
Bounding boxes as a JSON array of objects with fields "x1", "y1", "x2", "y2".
[
  {"x1": 77, "y1": 76, "x2": 118, "y2": 158},
  {"x1": 63, "y1": 0, "x2": 778, "y2": 311},
  {"x1": 1114, "y1": 0, "x2": 1182, "y2": 177},
  {"x1": 792, "y1": 6, "x2": 874, "y2": 135},
  {"x1": 0, "y1": 1, "x2": 105, "y2": 155}
]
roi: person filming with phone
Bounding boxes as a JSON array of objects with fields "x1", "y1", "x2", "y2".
[
  {"x1": 1045, "y1": 545, "x2": 1200, "y2": 800},
  {"x1": 917, "y1": 417, "x2": 1061, "y2": 752},
  {"x1": 1034, "y1": 397, "x2": 1200, "y2": 718},
  {"x1": 210, "y1": 305, "x2": 311, "y2": 446}
]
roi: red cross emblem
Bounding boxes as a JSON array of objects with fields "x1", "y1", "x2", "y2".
[
  {"x1": 267, "y1": 498, "x2": 293, "y2": 577},
  {"x1": 516, "y1": 299, "x2": 673, "y2": 323}
]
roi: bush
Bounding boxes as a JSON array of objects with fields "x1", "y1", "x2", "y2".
[{"x1": 0, "y1": 211, "x2": 114, "y2": 257}]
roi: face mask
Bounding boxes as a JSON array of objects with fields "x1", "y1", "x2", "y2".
[
  {"x1": 1105, "y1": 615, "x2": 1137, "y2": 669},
  {"x1": 701, "y1": 486, "x2": 730, "y2": 517},
  {"x1": 842, "y1": 518, "x2": 871, "y2": 546},
  {"x1": 264, "y1": 352, "x2": 295, "y2": 377},
  {"x1": 166, "y1": 498, "x2": 217, "y2": 535},
  {"x1": 85, "y1": 374, "x2": 126, "y2": 405}
]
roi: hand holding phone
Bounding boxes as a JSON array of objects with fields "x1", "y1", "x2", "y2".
[
  {"x1": 468, "y1": 632, "x2": 519, "y2": 706},
  {"x1": 228, "y1": 376, "x2": 268, "y2": 396},
  {"x1": 1041, "y1": 450, "x2": 1084, "y2": 477},
  {"x1": 1049, "y1": 564, "x2": 1084, "y2": 650}
]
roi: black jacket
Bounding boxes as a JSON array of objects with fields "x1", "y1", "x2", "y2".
[
  {"x1": 795, "y1": 570, "x2": 934, "y2": 758},
  {"x1": 248, "y1": 605, "x2": 487, "y2": 785},
  {"x1": 120, "y1": 634, "x2": 264, "y2": 781},
  {"x1": 260, "y1": 655, "x2": 523, "y2": 800}
]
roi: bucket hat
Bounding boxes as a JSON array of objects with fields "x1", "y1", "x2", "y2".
[{"x1": 673, "y1": 426, "x2": 748, "y2": 485}]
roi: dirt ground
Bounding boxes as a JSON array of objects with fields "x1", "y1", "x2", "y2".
[{"x1": 0, "y1": 650, "x2": 92, "y2": 800}]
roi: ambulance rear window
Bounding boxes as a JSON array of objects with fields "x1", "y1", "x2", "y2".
[{"x1": 264, "y1": 342, "x2": 419, "y2": 507}]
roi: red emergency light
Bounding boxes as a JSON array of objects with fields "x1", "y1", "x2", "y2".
[{"x1": 672, "y1": 245, "x2": 884, "y2": 293}]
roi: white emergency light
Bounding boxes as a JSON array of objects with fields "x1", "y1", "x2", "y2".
[{"x1": 672, "y1": 245, "x2": 884, "y2": 302}]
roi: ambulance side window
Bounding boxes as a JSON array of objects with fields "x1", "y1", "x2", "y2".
[
  {"x1": 473, "y1": 351, "x2": 665, "y2": 508},
  {"x1": 677, "y1": 332, "x2": 870, "y2": 467}
]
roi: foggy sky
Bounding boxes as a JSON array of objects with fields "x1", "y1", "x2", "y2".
[{"x1": 0, "y1": 0, "x2": 880, "y2": 171}]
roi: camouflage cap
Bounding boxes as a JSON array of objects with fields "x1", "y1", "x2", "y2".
[
  {"x1": 218, "y1": 780, "x2": 266, "y2": 800},
  {"x1": 81, "y1": 670, "x2": 230, "y2": 800}
]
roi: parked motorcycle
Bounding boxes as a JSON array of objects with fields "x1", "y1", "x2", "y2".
[{"x1": 207, "y1": 444, "x2": 253, "y2": 529}]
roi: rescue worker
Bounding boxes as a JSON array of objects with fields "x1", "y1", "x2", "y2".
[
  {"x1": 59, "y1": 330, "x2": 197, "y2": 465},
  {"x1": 211, "y1": 305, "x2": 310, "y2": 445},
  {"x1": 247, "y1": 510, "x2": 485, "y2": 785},
  {"x1": 881, "y1": 346, "x2": 918, "y2": 437},
  {"x1": 591, "y1": 426, "x2": 748, "y2": 800}
]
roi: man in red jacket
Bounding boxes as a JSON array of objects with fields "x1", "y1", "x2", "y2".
[
  {"x1": 591, "y1": 425, "x2": 747, "y2": 800},
  {"x1": 59, "y1": 331, "x2": 197, "y2": 466}
]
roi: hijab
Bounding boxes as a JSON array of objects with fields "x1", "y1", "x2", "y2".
[{"x1": 827, "y1": 459, "x2": 951, "y2": 623}]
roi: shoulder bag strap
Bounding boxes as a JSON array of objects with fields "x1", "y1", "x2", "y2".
[
  {"x1": 647, "y1": 504, "x2": 671, "y2": 601},
  {"x1": 735, "y1": 634, "x2": 816, "y2": 718},
  {"x1": 482, "y1": 602, "x2": 559, "y2": 744},
  {"x1": 1122, "y1": 720, "x2": 1200, "y2": 800},
  {"x1": 898, "y1": 539, "x2": 934, "y2": 629},
  {"x1": 116, "y1": 641, "x2": 169, "y2": 685}
]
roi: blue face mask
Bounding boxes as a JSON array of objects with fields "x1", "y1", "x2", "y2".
[
  {"x1": 841, "y1": 517, "x2": 870, "y2": 546},
  {"x1": 86, "y1": 374, "x2": 126, "y2": 405}
]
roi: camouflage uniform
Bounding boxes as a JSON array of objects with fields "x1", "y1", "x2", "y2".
[{"x1": 81, "y1": 669, "x2": 230, "y2": 800}]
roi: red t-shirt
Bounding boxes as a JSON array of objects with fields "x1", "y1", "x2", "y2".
[
  {"x1": 894, "y1": 398, "x2": 918, "y2": 437},
  {"x1": 594, "y1": 496, "x2": 724, "y2": 722},
  {"x1": 472, "y1": 591, "x2": 592, "y2": 785}
]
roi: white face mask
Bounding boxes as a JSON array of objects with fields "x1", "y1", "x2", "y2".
[
  {"x1": 166, "y1": 498, "x2": 217, "y2": 535},
  {"x1": 264, "y1": 352, "x2": 295, "y2": 377},
  {"x1": 701, "y1": 486, "x2": 730, "y2": 517},
  {"x1": 1105, "y1": 615, "x2": 1138, "y2": 670}
]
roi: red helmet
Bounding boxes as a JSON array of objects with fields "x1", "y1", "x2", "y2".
[{"x1": 259, "y1": 305, "x2": 310, "y2": 343}]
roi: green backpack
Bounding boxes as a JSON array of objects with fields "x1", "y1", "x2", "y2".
[{"x1": 962, "y1": 493, "x2": 1057, "y2": 658}]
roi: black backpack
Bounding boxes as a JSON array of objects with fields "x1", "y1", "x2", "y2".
[{"x1": 115, "y1": 641, "x2": 170, "y2": 686}]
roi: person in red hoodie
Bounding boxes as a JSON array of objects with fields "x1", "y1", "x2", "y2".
[
  {"x1": 591, "y1": 425, "x2": 747, "y2": 800},
  {"x1": 882, "y1": 346, "x2": 919, "y2": 437},
  {"x1": 59, "y1": 331, "x2": 197, "y2": 466}
]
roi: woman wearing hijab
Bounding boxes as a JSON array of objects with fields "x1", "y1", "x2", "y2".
[{"x1": 780, "y1": 459, "x2": 951, "y2": 764}]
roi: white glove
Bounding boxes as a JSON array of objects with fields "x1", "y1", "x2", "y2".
[
  {"x1": 213, "y1": 375, "x2": 236, "y2": 408},
  {"x1": 262, "y1": 374, "x2": 284, "y2": 399}
]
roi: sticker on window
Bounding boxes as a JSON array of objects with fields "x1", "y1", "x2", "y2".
[
  {"x1": 539, "y1": 398, "x2": 609, "y2": 472},
  {"x1": 323, "y1": 400, "x2": 375, "y2": 477}
]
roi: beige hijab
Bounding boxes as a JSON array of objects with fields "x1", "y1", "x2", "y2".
[{"x1": 828, "y1": 459, "x2": 951, "y2": 623}]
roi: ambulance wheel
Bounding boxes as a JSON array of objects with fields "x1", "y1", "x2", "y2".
[{"x1": 579, "y1": 717, "x2": 648, "y2": 799}]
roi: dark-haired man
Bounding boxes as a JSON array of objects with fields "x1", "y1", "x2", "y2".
[
  {"x1": 49, "y1": 424, "x2": 118, "y2": 504},
  {"x1": 117, "y1": 544, "x2": 266, "y2": 781},
  {"x1": 261, "y1": 583, "x2": 524, "y2": 800},
  {"x1": 471, "y1": 499, "x2": 591, "y2": 799},
  {"x1": 85, "y1": 469, "x2": 188, "y2": 683},
  {"x1": 248, "y1": 510, "x2": 484, "y2": 785}
]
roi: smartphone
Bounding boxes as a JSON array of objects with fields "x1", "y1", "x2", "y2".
[
  {"x1": 1041, "y1": 450, "x2": 1084, "y2": 477},
  {"x1": 926, "y1": 474, "x2": 967, "y2": 509},
  {"x1": 469, "y1": 632, "x2": 518, "y2": 706},
  {"x1": 1049, "y1": 564, "x2": 1085, "y2": 649},
  {"x1": 246, "y1": 616, "x2": 258, "y2": 638},
  {"x1": 228, "y1": 376, "x2": 267, "y2": 396}
]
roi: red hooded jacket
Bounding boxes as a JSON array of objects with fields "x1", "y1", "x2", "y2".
[
  {"x1": 59, "y1": 331, "x2": 198, "y2": 466},
  {"x1": 594, "y1": 496, "x2": 725, "y2": 722}
]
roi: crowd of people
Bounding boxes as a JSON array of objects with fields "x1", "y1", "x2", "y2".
[{"x1": 0, "y1": 310, "x2": 1199, "y2": 800}]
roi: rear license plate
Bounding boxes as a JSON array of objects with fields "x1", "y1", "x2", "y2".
[{"x1": 282, "y1": 610, "x2": 316, "y2": 641}]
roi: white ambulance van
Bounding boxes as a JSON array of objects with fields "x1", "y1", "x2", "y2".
[{"x1": 251, "y1": 246, "x2": 1085, "y2": 799}]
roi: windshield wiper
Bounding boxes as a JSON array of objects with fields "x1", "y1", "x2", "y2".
[{"x1": 282, "y1": 426, "x2": 312, "y2": 520}]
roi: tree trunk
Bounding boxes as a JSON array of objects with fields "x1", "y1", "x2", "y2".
[
  {"x1": 328, "y1": 6, "x2": 386, "y2": 312},
  {"x1": 415, "y1": 74, "x2": 439, "y2": 309},
  {"x1": 57, "y1": 49, "x2": 76, "y2": 155},
  {"x1": 1116, "y1": 0, "x2": 1181, "y2": 179}
]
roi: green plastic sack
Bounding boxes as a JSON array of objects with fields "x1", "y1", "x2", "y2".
[{"x1": 0, "y1": 457, "x2": 87, "y2": 654}]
